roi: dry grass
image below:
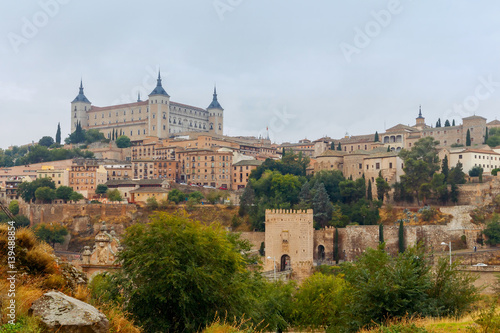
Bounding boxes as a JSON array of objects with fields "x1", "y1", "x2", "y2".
[
  {"x1": 73, "y1": 284, "x2": 91, "y2": 303},
  {"x1": 100, "y1": 306, "x2": 143, "y2": 333}
]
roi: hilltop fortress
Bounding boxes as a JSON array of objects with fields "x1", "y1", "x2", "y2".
[{"x1": 71, "y1": 72, "x2": 224, "y2": 142}]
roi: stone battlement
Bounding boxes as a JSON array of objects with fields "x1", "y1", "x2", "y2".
[{"x1": 266, "y1": 209, "x2": 313, "y2": 215}]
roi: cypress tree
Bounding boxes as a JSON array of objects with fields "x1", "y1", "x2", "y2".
[
  {"x1": 367, "y1": 180, "x2": 373, "y2": 201},
  {"x1": 442, "y1": 155, "x2": 449, "y2": 182},
  {"x1": 452, "y1": 119, "x2": 456, "y2": 126},
  {"x1": 337, "y1": 142, "x2": 341, "y2": 151},
  {"x1": 444, "y1": 119, "x2": 451, "y2": 127},
  {"x1": 466, "y1": 129, "x2": 471, "y2": 146},
  {"x1": 485, "y1": 127, "x2": 489, "y2": 144},
  {"x1": 374, "y1": 131, "x2": 379, "y2": 142},
  {"x1": 334, "y1": 227, "x2": 339, "y2": 264},
  {"x1": 330, "y1": 142, "x2": 335, "y2": 150},
  {"x1": 55, "y1": 123, "x2": 61, "y2": 144},
  {"x1": 379, "y1": 223, "x2": 384, "y2": 244},
  {"x1": 398, "y1": 219, "x2": 405, "y2": 253},
  {"x1": 387, "y1": 146, "x2": 391, "y2": 152}
]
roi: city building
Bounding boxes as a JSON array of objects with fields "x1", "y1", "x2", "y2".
[
  {"x1": 36, "y1": 166, "x2": 69, "y2": 187},
  {"x1": 69, "y1": 159, "x2": 107, "y2": 199},
  {"x1": 231, "y1": 160, "x2": 263, "y2": 190},
  {"x1": 71, "y1": 73, "x2": 224, "y2": 141}
]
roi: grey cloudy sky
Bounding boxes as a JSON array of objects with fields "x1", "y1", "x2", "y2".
[{"x1": 1, "y1": 0, "x2": 500, "y2": 149}]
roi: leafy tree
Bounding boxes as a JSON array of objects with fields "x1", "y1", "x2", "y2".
[
  {"x1": 35, "y1": 186, "x2": 56, "y2": 203},
  {"x1": 168, "y1": 189, "x2": 187, "y2": 204},
  {"x1": 469, "y1": 166, "x2": 483, "y2": 177},
  {"x1": 107, "y1": 189, "x2": 123, "y2": 202},
  {"x1": 8, "y1": 200, "x2": 19, "y2": 216},
  {"x1": 297, "y1": 181, "x2": 312, "y2": 208},
  {"x1": 116, "y1": 135, "x2": 131, "y2": 148},
  {"x1": 374, "y1": 131, "x2": 379, "y2": 142},
  {"x1": 188, "y1": 191, "x2": 204, "y2": 204},
  {"x1": 428, "y1": 257, "x2": 479, "y2": 317},
  {"x1": 238, "y1": 184, "x2": 255, "y2": 216},
  {"x1": 13, "y1": 215, "x2": 30, "y2": 228},
  {"x1": 55, "y1": 123, "x2": 61, "y2": 144},
  {"x1": 34, "y1": 223, "x2": 68, "y2": 248},
  {"x1": 339, "y1": 178, "x2": 365, "y2": 204},
  {"x1": 448, "y1": 162, "x2": 466, "y2": 185},
  {"x1": 18, "y1": 178, "x2": 56, "y2": 203},
  {"x1": 55, "y1": 186, "x2": 73, "y2": 201},
  {"x1": 39, "y1": 136, "x2": 54, "y2": 147},
  {"x1": 114, "y1": 213, "x2": 264, "y2": 332},
  {"x1": 85, "y1": 129, "x2": 106, "y2": 144},
  {"x1": 399, "y1": 137, "x2": 440, "y2": 204},
  {"x1": 146, "y1": 196, "x2": 159, "y2": 210},
  {"x1": 312, "y1": 182, "x2": 333, "y2": 229},
  {"x1": 95, "y1": 184, "x2": 108, "y2": 196},
  {"x1": 466, "y1": 129, "x2": 471, "y2": 146},
  {"x1": 69, "y1": 191, "x2": 84, "y2": 202},
  {"x1": 483, "y1": 215, "x2": 500, "y2": 246},
  {"x1": 341, "y1": 244, "x2": 478, "y2": 330},
  {"x1": 292, "y1": 273, "x2": 349, "y2": 331},
  {"x1": 444, "y1": 119, "x2": 451, "y2": 127},
  {"x1": 206, "y1": 191, "x2": 223, "y2": 204}
]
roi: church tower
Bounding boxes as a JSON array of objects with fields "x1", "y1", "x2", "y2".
[
  {"x1": 71, "y1": 80, "x2": 91, "y2": 132},
  {"x1": 415, "y1": 105, "x2": 426, "y2": 129},
  {"x1": 148, "y1": 71, "x2": 170, "y2": 138},
  {"x1": 207, "y1": 86, "x2": 224, "y2": 135}
]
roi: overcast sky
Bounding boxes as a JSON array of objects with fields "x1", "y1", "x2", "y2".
[{"x1": 1, "y1": 0, "x2": 500, "y2": 149}]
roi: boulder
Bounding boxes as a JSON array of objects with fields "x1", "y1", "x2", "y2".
[{"x1": 30, "y1": 291, "x2": 109, "y2": 332}]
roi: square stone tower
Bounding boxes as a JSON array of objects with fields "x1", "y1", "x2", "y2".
[{"x1": 264, "y1": 209, "x2": 314, "y2": 281}]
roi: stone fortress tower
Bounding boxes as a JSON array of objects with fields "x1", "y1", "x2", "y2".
[{"x1": 264, "y1": 209, "x2": 314, "y2": 281}]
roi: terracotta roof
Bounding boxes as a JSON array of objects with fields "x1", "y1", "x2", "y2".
[
  {"x1": 317, "y1": 150, "x2": 347, "y2": 157},
  {"x1": 384, "y1": 124, "x2": 418, "y2": 133},
  {"x1": 130, "y1": 187, "x2": 169, "y2": 194},
  {"x1": 487, "y1": 119, "x2": 500, "y2": 126},
  {"x1": 233, "y1": 160, "x2": 264, "y2": 167}
]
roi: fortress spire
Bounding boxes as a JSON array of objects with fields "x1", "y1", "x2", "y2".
[
  {"x1": 72, "y1": 79, "x2": 90, "y2": 103},
  {"x1": 207, "y1": 84, "x2": 223, "y2": 110},
  {"x1": 149, "y1": 70, "x2": 169, "y2": 96}
]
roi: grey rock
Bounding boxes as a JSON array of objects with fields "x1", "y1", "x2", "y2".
[{"x1": 30, "y1": 291, "x2": 109, "y2": 332}]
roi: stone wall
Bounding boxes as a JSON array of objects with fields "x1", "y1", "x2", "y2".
[
  {"x1": 238, "y1": 205, "x2": 485, "y2": 278},
  {"x1": 28, "y1": 203, "x2": 136, "y2": 227}
]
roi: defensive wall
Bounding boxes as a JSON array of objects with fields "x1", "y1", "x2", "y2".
[{"x1": 238, "y1": 206, "x2": 485, "y2": 276}]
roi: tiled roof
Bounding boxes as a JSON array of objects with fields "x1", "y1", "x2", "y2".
[{"x1": 233, "y1": 160, "x2": 264, "y2": 167}]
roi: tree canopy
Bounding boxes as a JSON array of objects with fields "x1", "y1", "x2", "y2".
[{"x1": 113, "y1": 213, "x2": 264, "y2": 332}]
